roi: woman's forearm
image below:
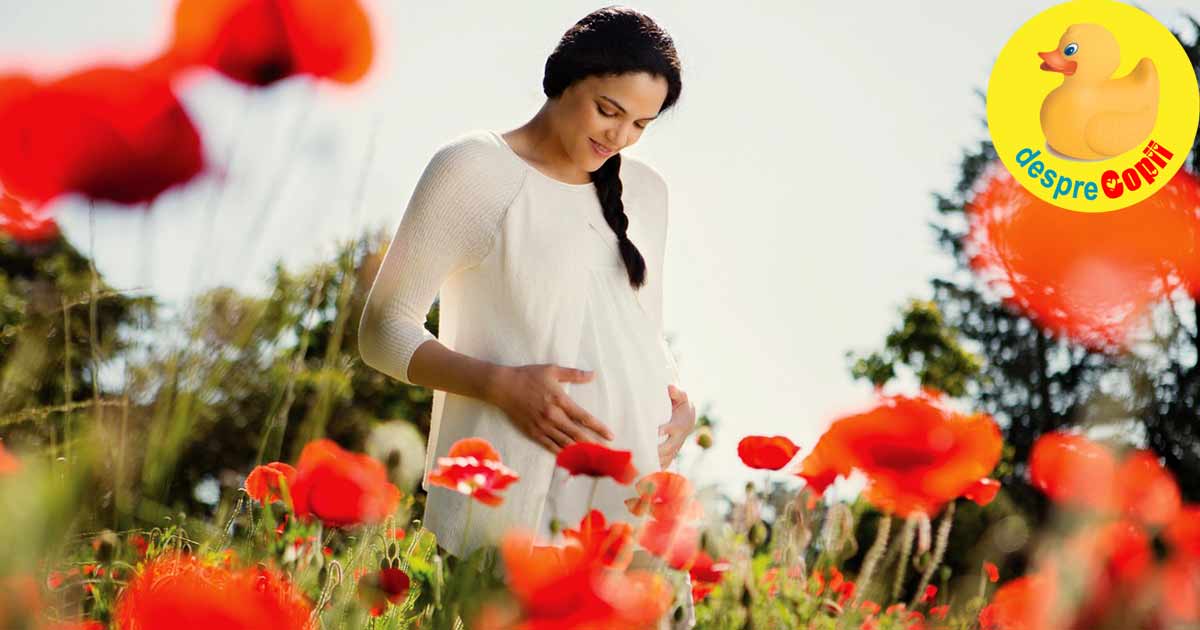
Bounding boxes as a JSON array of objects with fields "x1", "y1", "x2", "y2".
[{"x1": 405, "y1": 338, "x2": 509, "y2": 407}]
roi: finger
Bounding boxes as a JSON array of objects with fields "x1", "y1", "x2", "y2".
[
  {"x1": 544, "y1": 423, "x2": 575, "y2": 450},
  {"x1": 556, "y1": 366, "x2": 595, "y2": 383},
  {"x1": 559, "y1": 396, "x2": 614, "y2": 441},
  {"x1": 535, "y1": 434, "x2": 561, "y2": 455},
  {"x1": 548, "y1": 407, "x2": 590, "y2": 444}
]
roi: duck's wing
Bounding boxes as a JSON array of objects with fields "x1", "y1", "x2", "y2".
[
  {"x1": 1085, "y1": 58, "x2": 1159, "y2": 157},
  {"x1": 1105, "y1": 58, "x2": 1159, "y2": 108}
]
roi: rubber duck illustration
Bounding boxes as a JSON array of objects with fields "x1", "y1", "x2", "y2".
[{"x1": 1037, "y1": 23, "x2": 1158, "y2": 160}]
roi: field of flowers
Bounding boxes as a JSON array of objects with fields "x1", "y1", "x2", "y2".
[{"x1": 1, "y1": 2, "x2": 1199, "y2": 629}]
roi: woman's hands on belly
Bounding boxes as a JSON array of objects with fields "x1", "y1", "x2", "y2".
[
  {"x1": 486, "y1": 363, "x2": 616, "y2": 455},
  {"x1": 658, "y1": 384, "x2": 696, "y2": 469}
]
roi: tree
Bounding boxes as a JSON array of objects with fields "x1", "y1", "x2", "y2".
[{"x1": 847, "y1": 19, "x2": 1200, "y2": 502}]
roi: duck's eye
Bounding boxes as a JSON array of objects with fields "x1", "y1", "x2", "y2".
[{"x1": 1063, "y1": 43, "x2": 1078, "y2": 56}]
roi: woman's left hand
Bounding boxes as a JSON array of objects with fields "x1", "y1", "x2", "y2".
[{"x1": 658, "y1": 384, "x2": 696, "y2": 469}]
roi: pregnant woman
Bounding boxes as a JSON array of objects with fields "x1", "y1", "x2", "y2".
[{"x1": 357, "y1": 4, "x2": 695, "y2": 595}]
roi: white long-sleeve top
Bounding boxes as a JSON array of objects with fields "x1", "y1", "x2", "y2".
[{"x1": 358, "y1": 129, "x2": 680, "y2": 556}]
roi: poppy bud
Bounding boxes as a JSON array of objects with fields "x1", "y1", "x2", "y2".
[
  {"x1": 91, "y1": 530, "x2": 119, "y2": 563},
  {"x1": 549, "y1": 518, "x2": 564, "y2": 535},
  {"x1": 749, "y1": 521, "x2": 768, "y2": 547},
  {"x1": 695, "y1": 426, "x2": 713, "y2": 449}
]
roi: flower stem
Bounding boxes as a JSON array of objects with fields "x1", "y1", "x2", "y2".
[
  {"x1": 852, "y1": 513, "x2": 892, "y2": 607},
  {"x1": 910, "y1": 501, "x2": 955, "y2": 608},
  {"x1": 892, "y1": 514, "x2": 918, "y2": 601},
  {"x1": 587, "y1": 477, "x2": 599, "y2": 513}
]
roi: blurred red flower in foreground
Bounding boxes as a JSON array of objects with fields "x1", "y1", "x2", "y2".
[
  {"x1": 0, "y1": 193, "x2": 57, "y2": 243},
  {"x1": 0, "y1": 440, "x2": 20, "y2": 475},
  {"x1": 114, "y1": 552, "x2": 314, "y2": 630},
  {"x1": 965, "y1": 164, "x2": 1200, "y2": 351},
  {"x1": 637, "y1": 515, "x2": 701, "y2": 571},
  {"x1": 161, "y1": 0, "x2": 374, "y2": 86},
  {"x1": 556, "y1": 442, "x2": 638, "y2": 485},
  {"x1": 1029, "y1": 431, "x2": 1117, "y2": 510},
  {"x1": 426, "y1": 437, "x2": 520, "y2": 506},
  {"x1": 978, "y1": 569, "x2": 1059, "y2": 630},
  {"x1": 736, "y1": 435, "x2": 800, "y2": 470},
  {"x1": 623, "y1": 471, "x2": 698, "y2": 521},
  {"x1": 796, "y1": 388, "x2": 1002, "y2": 517},
  {"x1": 499, "y1": 529, "x2": 672, "y2": 629},
  {"x1": 0, "y1": 67, "x2": 204, "y2": 206},
  {"x1": 1029, "y1": 431, "x2": 1180, "y2": 525},
  {"x1": 289, "y1": 439, "x2": 402, "y2": 527},
  {"x1": 1166, "y1": 505, "x2": 1200, "y2": 558},
  {"x1": 562, "y1": 509, "x2": 634, "y2": 569},
  {"x1": 623, "y1": 470, "x2": 704, "y2": 571},
  {"x1": 244, "y1": 462, "x2": 296, "y2": 505}
]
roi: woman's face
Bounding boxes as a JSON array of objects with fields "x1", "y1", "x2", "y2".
[{"x1": 557, "y1": 72, "x2": 668, "y2": 170}]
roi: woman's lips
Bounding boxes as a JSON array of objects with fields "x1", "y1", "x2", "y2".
[{"x1": 589, "y1": 138, "x2": 614, "y2": 157}]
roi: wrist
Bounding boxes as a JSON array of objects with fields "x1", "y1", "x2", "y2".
[{"x1": 481, "y1": 363, "x2": 511, "y2": 407}]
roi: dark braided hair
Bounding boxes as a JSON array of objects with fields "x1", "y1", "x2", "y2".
[{"x1": 543, "y1": 6, "x2": 682, "y2": 290}]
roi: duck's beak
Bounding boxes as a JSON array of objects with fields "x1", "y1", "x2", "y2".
[{"x1": 1038, "y1": 50, "x2": 1077, "y2": 75}]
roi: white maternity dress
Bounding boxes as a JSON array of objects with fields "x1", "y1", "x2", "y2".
[{"x1": 357, "y1": 128, "x2": 682, "y2": 558}]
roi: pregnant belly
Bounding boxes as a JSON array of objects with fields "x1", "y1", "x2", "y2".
[{"x1": 565, "y1": 304, "x2": 674, "y2": 475}]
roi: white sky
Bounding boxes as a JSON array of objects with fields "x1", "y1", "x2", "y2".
[{"x1": 1, "y1": 1, "x2": 1196, "y2": 500}]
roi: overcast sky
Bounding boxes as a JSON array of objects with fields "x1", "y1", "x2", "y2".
[{"x1": 1, "y1": 1, "x2": 1197, "y2": 500}]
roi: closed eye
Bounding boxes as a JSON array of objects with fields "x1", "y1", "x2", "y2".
[{"x1": 597, "y1": 104, "x2": 649, "y2": 129}]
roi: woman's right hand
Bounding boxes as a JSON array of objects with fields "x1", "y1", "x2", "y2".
[{"x1": 486, "y1": 364, "x2": 614, "y2": 455}]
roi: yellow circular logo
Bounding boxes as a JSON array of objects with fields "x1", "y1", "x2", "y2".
[{"x1": 986, "y1": 0, "x2": 1198, "y2": 213}]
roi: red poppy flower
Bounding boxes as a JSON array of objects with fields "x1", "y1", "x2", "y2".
[
  {"x1": 978, "y1": 569, "x2": 1059, "y2": 630},
  {"x1": 624, "y1": 471, "x2": 696, "y2": 521},
  {"x1": 162, "y1": 0, "x2": 374, "y2": 86},
  {"x1": 426, "y1": 437, "x2": 519, "y2": 507},
  {"x1": 556, "y1": 442, "x2": 638, "y2": 485},
  {"x1": 796, "y1": 388, "x2": 1002, "y2": 517},
  {"x1": 0, "y1": 440, "x2": 19, "y2": 475},
  {"x1": 1158, "y1": 555, "x2": 1200, "y2": 624},
  {"x1": 984, "y1": 561, "x2": 1000, "y2": 583},
  {"x1": 688, "y1": 551, "x2": 729, "y2": 603},
  {"x1": 499, "y1": 529, "x2": 671, "y2": 629},
  {"x1": 1114, "y1": 449, "x2": 1181, "y2": 527},
  {"x1": 244, "y1": 462, "x2": 297, "y2": 505},
  {"x1": 0, "y1": 193, "x2": 57, "y2": 243},
  {"x1": 737, "y1": 435, "x2": 801, "y2": 470},
  {"x1": 965, "y1": 164, "x2": 1200, "y2": 351},
  {"x1": 1166, "y1": 505, "x2": 1200, "y2": 558},
  {"x1": 128, "y1": 533, "x2": 149, "y2": 558},
  {"x1": 963, "y1": 478, "x2": 1002, "y2": 506},
  {"x1": 637, "y1": 516, "x2": 701, "y2": 571},
  {"x1": 1066, "y1": 520, "x2": 1153, "y2": 589},
  {"x1": 0, "y1": 66, "x2": 204, "y2": 206},
  {"x1": 114, "y1": 552, "x2": 314, "y2": 630},
  {"x1": 1031, "y1": 433, "x2": 1181, "y2": 526},
  {"x1": 358, "y1": 567, "x2": 411, "y2": 617},
  {"x1": 289, "y1": 439, "x2": 402, "y2": 527},
  {"x1": 562, "y1": 509, "x2": 634, "y2": 569},
  {"x1": 1029, "y1": 431, "x2": 1118, "y2": 511}
]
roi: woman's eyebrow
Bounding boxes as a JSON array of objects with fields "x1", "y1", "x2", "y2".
[{"x1": 600, "y1": 95, "x2": 659, "y2": 121}]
